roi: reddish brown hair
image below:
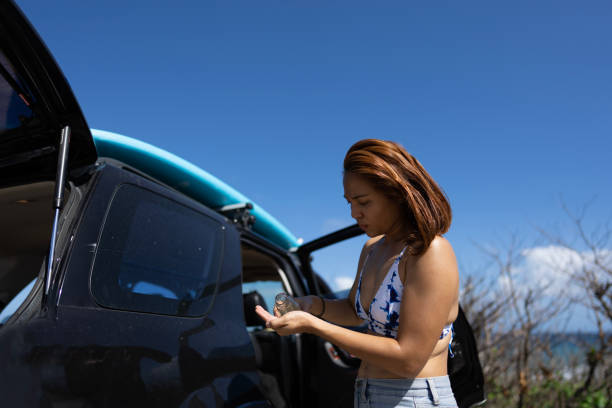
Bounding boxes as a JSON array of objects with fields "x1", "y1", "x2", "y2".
[{"x1": 343, "y1": 139, "x2": 452, "y2": 255}]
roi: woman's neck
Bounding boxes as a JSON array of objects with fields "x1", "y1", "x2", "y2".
[{"x1": 380, "y1": 234, "x2": 406, "y2": 254}]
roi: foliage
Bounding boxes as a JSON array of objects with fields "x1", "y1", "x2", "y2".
[
  {"x1": 464, "y1": 204, "x2": 612, "y2": 408},
  {"x1": 485, "y1": 377, "x2": 610, "y2": 408}
]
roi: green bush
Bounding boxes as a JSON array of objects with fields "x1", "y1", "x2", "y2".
[{"x1": 484, "y1": 377, "x2": 610, "y2": 408}]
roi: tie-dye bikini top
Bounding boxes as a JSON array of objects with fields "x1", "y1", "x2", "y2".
[{"x1": 354, "y1": 242, "x2": 453, "y2": 341}]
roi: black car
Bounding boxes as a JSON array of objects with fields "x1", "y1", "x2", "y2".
[{"x1": 0, "y1": 1, "x2": 485, "y2": 407}]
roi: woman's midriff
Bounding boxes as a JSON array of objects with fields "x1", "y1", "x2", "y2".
[{"x1": 357, "y1": 330, "x2": 451, "y2": 379}]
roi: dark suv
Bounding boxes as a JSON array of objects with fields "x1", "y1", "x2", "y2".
[{"x1": 0, "y1": 1, "x2": 485, "y2": 407}]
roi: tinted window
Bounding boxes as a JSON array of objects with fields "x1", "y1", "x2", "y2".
[
  {"x1": 91, "y1": 184, "x2": 224, "y2": 316},
  {"x1": 0, "y1": 51, "x2": 34, "y2": 133}
]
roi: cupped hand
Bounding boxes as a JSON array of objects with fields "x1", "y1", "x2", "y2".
[{"x1": 254, "y1": 305, "x2": 315, "y2": 336}]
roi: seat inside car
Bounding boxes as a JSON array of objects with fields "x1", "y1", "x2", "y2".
[{"x1": 243, "y1": 290, "x2": 293, "y2": 408}]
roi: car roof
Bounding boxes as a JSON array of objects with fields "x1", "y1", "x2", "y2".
[{"x1": 91, "y1": 129, "x2": 299, "y2": 251}]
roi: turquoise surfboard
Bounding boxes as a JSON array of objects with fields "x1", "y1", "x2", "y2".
[{"x1": 91, "y1": 129, "x2": 299, "y2": 250}]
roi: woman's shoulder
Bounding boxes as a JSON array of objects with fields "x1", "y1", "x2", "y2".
[
  {"x1": 403, "y1": 236, "x2": 458, "y2": 279},
  {"x1": 426, "y1": 235, "x2": 454, "y2": 255}
]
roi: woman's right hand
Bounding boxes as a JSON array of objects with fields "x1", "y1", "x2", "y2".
[{"x1": 295, "y1": 295, "x2": 324, "y2": 316}]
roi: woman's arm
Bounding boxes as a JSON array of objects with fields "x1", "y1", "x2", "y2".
[
  {"x1": 256, "y1": 307, "x2": 418, "y2": 375},
  {"x1": 295, "y1": 296, "x2": 361, "y2": 326},
  {"x1": 256, "y1": 236, "x2": 459, "y2": 378}
]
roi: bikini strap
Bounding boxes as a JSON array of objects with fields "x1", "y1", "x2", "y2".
[
  {"x1": 355, "y1": 238, "x2": 384, "y2": 294},
  {"x1": 355, "y1": 252, "x2": 369, "y2": 288}
]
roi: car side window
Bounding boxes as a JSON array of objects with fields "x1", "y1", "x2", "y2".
[
  {"x1": 91, "y1": 183, "x2": 224, "y2": 317},
  {"x1": 242, "y1": 281, "x2": 285, "y2": 316}
]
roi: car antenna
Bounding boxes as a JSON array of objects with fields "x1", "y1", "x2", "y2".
[{"x1": 43, "y1": 125, "x2": 71, "y2": 305}]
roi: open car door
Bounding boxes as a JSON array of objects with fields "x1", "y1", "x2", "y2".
[
  {"x1": 0, "y1": 0, "x2": 98, "y2": 314},
  {"x1": 0, "y1": 0, "x2": 97, "y2": 187},
  {"x1": 296, "y1": 224, "x2": 486, "y2": 408},
  {"x1": 295, "y1": 225, "x2": 364, "y2": 408}
]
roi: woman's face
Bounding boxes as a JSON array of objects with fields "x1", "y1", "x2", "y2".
[{"x1": 343, "y1": 172, "x2": 402, "y2": 238}]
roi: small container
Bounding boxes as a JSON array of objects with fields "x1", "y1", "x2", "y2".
[{"x1": 274, "y1": 292, "x2": 301, "y2": 315}]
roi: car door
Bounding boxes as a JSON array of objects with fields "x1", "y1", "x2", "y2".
[
  {"x1": 0, "y1": 0, "x2": 97, "y2": 185},
  {"x1": 296, "y1": 224, "x2": 486, "y2": 408},
  {"x1": 294, "y1": 225, "x2": 365, "y2": 408}
]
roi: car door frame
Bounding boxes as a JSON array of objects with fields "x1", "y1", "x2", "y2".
[
  {"x1": 291, "y1": 224, "x2": 364, "y2": 408},
  {"x1": 296, "y1": 224, "x2": 363, "y2": 297},
  {"x1": 238, "y1": 231, "x2": 308, "y2": 408}
]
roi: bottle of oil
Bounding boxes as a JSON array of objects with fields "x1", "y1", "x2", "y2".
[{"x1": 274, "y1": 292, "x2": 301, "y2": 315}]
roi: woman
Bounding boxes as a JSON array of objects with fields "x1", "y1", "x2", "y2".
[{"x1": 255, "y1": 139, "x2": 459, "y2": 408}]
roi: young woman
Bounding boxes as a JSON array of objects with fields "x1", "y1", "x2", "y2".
[{"x1": 255, "y1": 139, "x2": 459, "y2": 408}]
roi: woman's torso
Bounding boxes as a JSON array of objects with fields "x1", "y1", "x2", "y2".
[{"x1": 352, "y1": 236, "x2": 457, "y2": 379}]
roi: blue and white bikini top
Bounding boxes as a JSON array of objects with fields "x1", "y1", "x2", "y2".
[{"x1": 354, "y1": 243, "x2": 453, "y2": 341}]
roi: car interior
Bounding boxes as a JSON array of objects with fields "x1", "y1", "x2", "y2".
[
  {"x1": 241, "y1": 244, "x2": 297, "y2": 408},
  {"x1": 0, "y1": 181, "x2": 71, "y2": 326}
]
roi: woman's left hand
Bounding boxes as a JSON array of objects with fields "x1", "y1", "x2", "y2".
[{"x1": 254, "y1": 305, "x2": 316, "y2": 336}]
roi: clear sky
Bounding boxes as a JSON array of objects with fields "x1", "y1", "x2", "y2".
[{"x1": 15, "y1": 0, "x2": 612, "y2": 331}]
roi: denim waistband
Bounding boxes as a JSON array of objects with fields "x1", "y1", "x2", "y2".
[
  {"x1": 355, "y1": 376, "x2": 454, "y2": 404},
  {"x1": 355, "y1": 376, "x2": 452, "y2": 389}
]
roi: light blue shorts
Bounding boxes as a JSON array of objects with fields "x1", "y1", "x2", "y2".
[{"x1": 354, "y1": 376, "x2": 457, "y2": 408}]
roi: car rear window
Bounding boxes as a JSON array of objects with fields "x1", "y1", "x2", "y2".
[
  {"x1": 0, "y1": 50, "x2": 34, "y2": 133},
  {"x1": 91, "y1": 183, "x2": 224, "y2": 317}
]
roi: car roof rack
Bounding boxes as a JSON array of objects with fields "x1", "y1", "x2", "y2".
[{"x1": 217, "y1": 202, "x2": 256, "y2": 229}]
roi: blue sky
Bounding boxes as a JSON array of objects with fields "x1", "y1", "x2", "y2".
[{"x1": 15, "y1": 1, "x2": 612, "y2": 331}]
